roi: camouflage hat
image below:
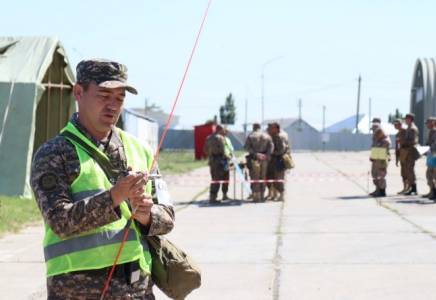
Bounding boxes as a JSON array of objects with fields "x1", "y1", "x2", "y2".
[
  {"x1": 371, "y1": 117, "x2": 381, "y2": 123},
  {"x1": 374, "y1": 127, "x2": 384, "y2": 136},
  {"x1": 76, "y1": 59, "x2": 138, "y2": 95},
  {"x1": 371, "y1": 122, "x2": 380, "y2": 131},
  {"x1": 404, "y1": 113, "x2": 415, "y2": 120},
  {"x1": 216, "y1": 124, "x2": 224, "y2": 131},
  {"x1": 253, "y1": 122, "x2": 261, "y2": 127},
  {"x1": 426, "y1": 117, "x2": 435, "y2": 123},
  {"x1": 267, "y1": 121, "x2": 280, "y2": 128},
  {"x1": 392, "y1": 118, "x2": 402, "y2": 124}
]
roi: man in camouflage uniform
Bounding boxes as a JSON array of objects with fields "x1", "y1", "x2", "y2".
[
  {"x1": 265, "y1": 122, "x2": 290, "y2": 201},
  {"x1": 393, "y1": 118, "x2": 408, "y2": 194},
  {"x1": 424, "y1": 117, "x2": 436, "y2": 199},
  {"x1": 369, "y1": 128, "x2": 392, "y2": 197},
  {"x1": 31, "y1": 59, "x2": 175, "y2": 300},
  {"x1": 204, "y1": 124, "x2": 228, "y2": 203},
  {"x1": 399, "y1": 113, "x2": 420, "y2": 195},
  {"x1": 368, "y1": 120, "x2": 381, "y2": 195},
  {"x1": 244, "y1": 123, "x2": 274, "y2": 202}
]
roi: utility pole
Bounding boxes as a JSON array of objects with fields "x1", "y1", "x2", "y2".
[
  {"x1": 244, "y1": 86, "x2": 248, "y2": 139},
  {"x1": 144, "y1": 98, "x2": 148, "y2": 116},
  {"x1": 323, "y1": 105, "x2": 326, "y2": 133},
  {"x1": 298, "y1": 99, "x2": 302, "y2": 131},
  {"x1": 323, "y1": 105, "x2": 326, "y2": 152},
  {"x1": 368, "y1": 97, "x2": 371, "y2": 133},
  {"x1": 355, "y1": 75, "x2": 361, "y2": 134}
]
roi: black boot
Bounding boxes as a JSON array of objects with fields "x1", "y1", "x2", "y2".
[
  {"x1": 429, "y1": 189, "x2": 436, "y2": 201},
  {"x1": 369, "y1": 188, "x2": 378, "y2": 196},
  {"x1": 379, "y1": 188, "x2": 386, "y2": 197},
  {"x1": 404, "y1": 184, "x2": 417, "y2": 196}
]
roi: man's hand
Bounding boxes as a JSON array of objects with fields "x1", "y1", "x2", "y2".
[
  {"x1": 256, "y1": 153, "x2": 267, "y2": 161},
  {"x1": 131, "y1": 194, "x2": 154, "y2": 226},
  {"x1": 110, "y1": 166, "x2": 148, "y2": 207}
]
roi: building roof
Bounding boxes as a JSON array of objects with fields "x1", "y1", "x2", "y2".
[
  {"x1": 325, "y1": 114, "x2": 366, "y2": 133},
  {"x1": 263, "y1": 118, "x2": 318, "y2": 131}
]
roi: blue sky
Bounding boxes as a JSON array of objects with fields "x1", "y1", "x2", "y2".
[{"x1": 2, "y1": 0, "x2": 436, "y2": 130}]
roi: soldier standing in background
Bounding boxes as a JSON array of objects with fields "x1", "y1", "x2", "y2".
[
  {"x1": 266, "y1": 122, "x2": 290, "y2": 201},
  {"x1": 369, "y1": 128, "x2": 392, "y2": 197},
  {"x1": 244, "y1": 123, "x2": 274, "y2": 202},
  {"x1": 399, "y1": 113, "x2": 420, "y2": 196},
  {"x1": 393, "y1": 118, "x2": 408, "y2": 194},
  {"x1": 222, "y1": 127, "x2": 234, "y2": 200},
  {"x1": 368, "y1": 120, "x2": 381, "y2": 196},
  {"x1": 204, "y1": 124, "x2": 228, "y2": 203},
  {"x1": 424, "y1": 118, "x2": 436, "y2": 199}
]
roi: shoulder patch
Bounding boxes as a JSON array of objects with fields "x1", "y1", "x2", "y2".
[{"x1": 38, "y1": 172, "x2": 60, "y2": 192}]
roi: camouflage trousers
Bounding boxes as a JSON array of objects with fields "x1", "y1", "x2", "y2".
[
  {"x1": 371, "y1": 162, "x2": 387, "y2": 189},
  {"x1": 249, "y1": 159, "x2": 269, "y2": 193},
  {"x1": 209, "y1": 158, "x2": 228, "y2": 196},
  {"x1": 404, "y1": 152, "x2": 416, "y2": 185},
  {"x1": 399, "y1": 162, "x2": 407, "y2": 183},
  {"x1": 47, "y1": 270, "x2": 155, "y2": 300},
  {"x1": 426, "y1": 166, "x2": 436, "y2": 189},
  {"x1": 266, "y1": 158, "x2": 285, "y2": 192}
]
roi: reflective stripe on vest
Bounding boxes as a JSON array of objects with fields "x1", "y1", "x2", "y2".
[
  {"x1": 44, "y1": 228, "x2": 149, "y2": 261},
  {"x1": 43, "y1": 122, "x2": 153, "y2": 277}
]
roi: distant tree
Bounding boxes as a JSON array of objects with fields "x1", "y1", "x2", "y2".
[
  {"x1": 342, "y1": 128, "x2": 353, "y2": 133},
  {"x1": 205, "y1": 115, "x2": 218, "y2": 124},
  {"x1": 388, "y1": 109, "x2": 403, "y2": 123},
  {"x1": 146, "y1": 103, "x2": 163, "y2": 113},
  {"x1": 219, "y1": 94, "x2": 236, "y2": 125}
]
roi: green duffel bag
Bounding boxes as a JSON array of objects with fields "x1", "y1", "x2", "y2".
[{"x1": 147, "y1": 235, "x2": 201, "y2": 300}]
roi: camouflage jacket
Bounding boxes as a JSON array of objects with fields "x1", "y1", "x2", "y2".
[
  {"x1": 401, "y1": 123, "x2": 419, "y2": 148},
  {"x1": 271, "y1": 130, "x2": 290, "y2": 156},
  {"x1": 204, "y1": 132, "x2": 226, "y2": 159},
  {"x1": 395, "y1": 130, "x2": 406, "y2": 157},
  {"x1": 426, "y1": 128, "x2": 436, "y2": 152},
  {"x1": 374, "y1": 135, "x2": 392, "y2": 158},
  {"x1": 31, "y1": 113, "x2": 174, "y2": 298},
  {"x1": 244, "y1": 129, "x2": 274, "y2": 158}
]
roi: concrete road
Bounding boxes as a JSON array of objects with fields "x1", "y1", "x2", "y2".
[{"x1": 2, "y1": 152, "x2": 436, "y2": 299}]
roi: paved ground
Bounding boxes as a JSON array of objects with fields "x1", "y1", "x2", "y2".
[{"x1": 1, "y1": 152, "x2": 436, "y2": 299}]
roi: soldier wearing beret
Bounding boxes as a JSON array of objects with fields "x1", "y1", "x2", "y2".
[
  {"x1": 424, "y1": 117, "x2": 436, "y2": 199},
  {"x1": 393, "y1": 118, "x2": 408, "y2": 194},
  {"x1": 204, "y1": 124, "x2": 229, "y2": 203},
  {"x1": 244, "y1": 122, "x2": 274, "y2": 202},
  {"x1": 369, "y1": 128, "x2": 392, "y2": 197},
  {"x1": 31, "y1": 59, "x2": 175, "y2": 299},
  {"x1": 265, "y1": 122, "x2": 290, "y2": 201},
  {"x1": 398, "y1": 113, "x2": 420, "y2": 195}
]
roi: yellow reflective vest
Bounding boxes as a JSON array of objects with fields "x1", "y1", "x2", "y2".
[{"x1": 43, "y1": 122, "x2": 152, "y2": 277}]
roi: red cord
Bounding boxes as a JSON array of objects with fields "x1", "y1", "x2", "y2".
[{"x1": 100, "y1": 1, "x2": 212, "y2": 298}]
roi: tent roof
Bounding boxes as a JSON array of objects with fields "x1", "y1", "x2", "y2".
[{"x1": 0, "y1": 36, "x2": 75, "y2": 84}]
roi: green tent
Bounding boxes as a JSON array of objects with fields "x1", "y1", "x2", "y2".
[{"x1": 0, "y1": 37, "x2": 76, "y2": 198}]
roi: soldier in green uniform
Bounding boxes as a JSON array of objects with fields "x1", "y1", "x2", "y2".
[
  {"x1": 393, "y1": 118, "x2": 408, "y2": 194},
  {"x1": 244, "y1": 123, "x2": 274, "y2": 202},
  {"x1": 31, "y1": 59, "x2": 175, "y2": 299},
  {"x1": 204, "y1": 124, "x2": 228, "y2": 203},
  {"x1": 399, "y1": 113, "x2": 420, "y2": 195}
]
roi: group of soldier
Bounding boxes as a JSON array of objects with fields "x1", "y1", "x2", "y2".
[
  {"x1": 369, "y1": 113, "x2": 436, "y2": 199},
  {"x1": 204, "y1": 122, "x2": 291, "y2": 203}
]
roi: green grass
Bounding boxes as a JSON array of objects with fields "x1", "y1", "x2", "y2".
[
  {"x1": 157, "y1": 151, "x2": 208, "y2": 174},
  {"x1": 0, "y1": 195, "x2": 43, "y2": 237},
  {"x1": 157, "y1": 150, "x2": 246, "y2": 174}
]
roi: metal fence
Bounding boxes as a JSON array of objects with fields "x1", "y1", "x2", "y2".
[{"x1": 158, "y1": 129, "x2": 395, "y2": 152}]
